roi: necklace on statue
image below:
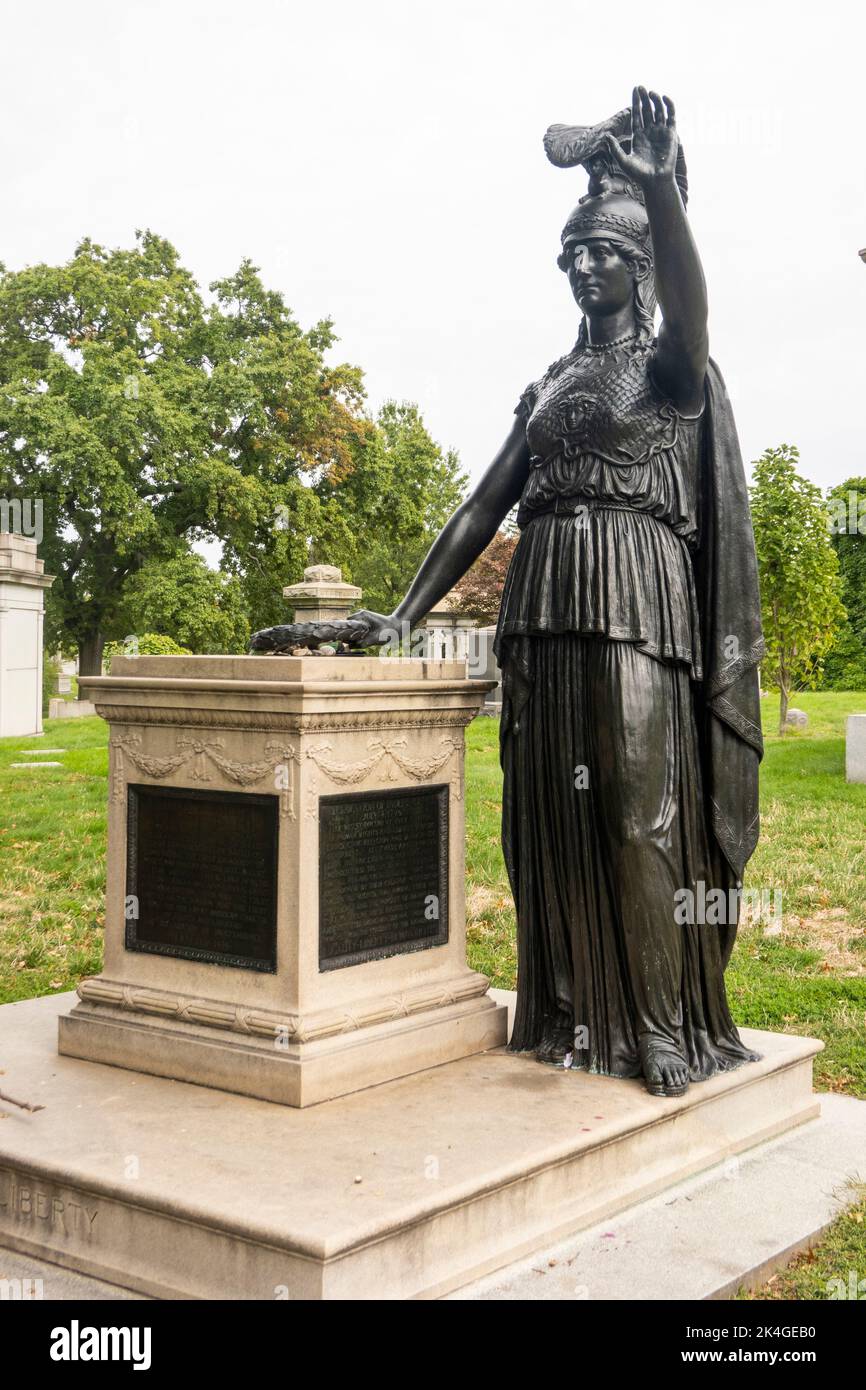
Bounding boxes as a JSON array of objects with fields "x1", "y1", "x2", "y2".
[{"x1": 582, "y1": 329, "x2": 642, "y2": 353}]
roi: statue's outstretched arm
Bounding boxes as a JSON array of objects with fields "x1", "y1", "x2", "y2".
[
  {"x1": 605, "y1": 87, "x2": 708, "y2": 413},
  {"x1": 349, "y1": 417, "x2": 530, "y2": 642}
]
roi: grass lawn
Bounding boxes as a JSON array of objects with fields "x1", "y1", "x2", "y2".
[
  {"x1": 1, "y1": 689, "x2": 865, "y2": 1298},
  {"x1": 0, "y1": 718, "x2": 106, "y2": 1002}
]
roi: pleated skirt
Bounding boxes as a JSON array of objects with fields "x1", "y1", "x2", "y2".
[{"x1": 499, "y1": 632, "x2": 760, "y2": 1082}]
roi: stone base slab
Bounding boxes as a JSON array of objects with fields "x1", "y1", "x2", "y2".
[
  {"x1": 1, "y1": 994, "x2": 822, "y2": 1300},
  {"x1": 58, "y1": 989, "x2": 507, "y2": 1106},
  {"x1": 450, "y1": 1091, "x2": 865, "y2": 1301}
]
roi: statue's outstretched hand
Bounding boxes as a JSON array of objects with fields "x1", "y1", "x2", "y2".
[
  {"x1": 347, "y1": 609, "x2": 403, "y2": 647},
  {"x1": 604, "y1": 87, "x2": 678, "y2": 189}
]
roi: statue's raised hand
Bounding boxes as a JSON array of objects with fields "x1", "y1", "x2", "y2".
[{"x1": 605, "y1": 87, "x2": 678, "y2": 189}]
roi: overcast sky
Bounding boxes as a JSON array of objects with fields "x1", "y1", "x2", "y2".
[{"x1": 3, "y1": 0, "x2": 864, "y2": 506}]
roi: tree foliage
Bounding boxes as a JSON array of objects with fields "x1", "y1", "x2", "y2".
[
  {"x1": 0, "y1": 233, "x2": 460, "y2": 669},
  {"x1": 111, "y1": 552, "x2": 249, "y2": 655},
  {"x1": 822, "y1": 477, "x2": 866, "y2": 690},
  {"x1": 749, "y1": 444, "x2": 846, "y2": 732},
  {"x1": 314, "y1": 400, "x2": 467, "y2": 618}
]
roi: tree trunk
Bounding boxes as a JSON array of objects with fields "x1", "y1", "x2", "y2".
[{"x1": 78, "y1": 631, "x2": 105, "y2": 677}]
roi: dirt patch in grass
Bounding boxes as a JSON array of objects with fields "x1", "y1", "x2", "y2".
[
  {"x1": 466, "y1": 885, "x2": 500, "y2": 920},
  {"x1": 788, "y1": 908, "x2": 865, "y2": 976}
]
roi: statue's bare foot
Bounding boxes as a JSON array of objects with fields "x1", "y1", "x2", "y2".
[{"x1": 638, "y1": 1035, "x2": 690, "y2": 1097}]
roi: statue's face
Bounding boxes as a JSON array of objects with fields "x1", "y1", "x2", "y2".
[{"x1": 566, "y1": 237, "x2": 634, "y2": 316}]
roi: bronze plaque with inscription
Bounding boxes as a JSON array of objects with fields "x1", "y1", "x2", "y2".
[
  {"x1": 319, "y1": 784, "x2": 448, "y2": 970},
  {"x1": 126, "y1": 784, "x2": 278, "y2": 972}
]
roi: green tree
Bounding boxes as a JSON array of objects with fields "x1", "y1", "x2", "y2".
[
  {"x1": 750, "y1": 444, "x2": 846, "y2": 733},
  {"x1": 0, "y1": 233, "x2": 371, "y2": 671},
  {"x1": 316, "y1": 400, "x2": 467, "y2": 617},
  {"x1": 111, "y1": 552, "x2": 250, "y2": 655},
  {"x1": 822, "y1": 478, "x2": 866, "y2": 690}
]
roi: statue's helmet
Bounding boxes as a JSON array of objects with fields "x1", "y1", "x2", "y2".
[{"x1": 557, "y1": 189, "x2": 652, "y2": 271}]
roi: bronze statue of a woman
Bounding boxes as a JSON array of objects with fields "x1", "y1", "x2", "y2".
[{"x1": 348, "y1": 88, "x2": 765, "y2": 1099}]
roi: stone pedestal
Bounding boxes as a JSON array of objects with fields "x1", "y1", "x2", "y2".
[
  {"x1": 63, "y1": 655, "x2": 505, "y2": 1105},
  {"x1": 282, "y1": 564, "x2": 362, "y2": 623},
  {"x1": 0, "y1": 534, "x2": 54, "y2": 738},
  {"x1": 846, "y1": 713, "x2": 866, "y2": 783}
]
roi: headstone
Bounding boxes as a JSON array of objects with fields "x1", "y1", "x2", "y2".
[
  {"x1": 786, "y1": 708, "x2": 808, "y2": 729},
  {"x1": 54, "y1": 673, "x2": 72, "y2": 694},
  {"x1": 48, "y1": 698, "x2": 96, "y2": 719},
  {"x1": 62, "y1": 652, "x2": 506, "y2": 1106},
  {"x1": 282, "y1": 564, "x2": 362, "y2": 623},
  {"x1": 846, "y1": 714, "x2": 866, "y2": 783},
  {"x1": 0, "y1": 533, "x2": 54, "y2": 738},
  {"x1": 474, "y1": 625, "x2": 502, "y2": 714}
]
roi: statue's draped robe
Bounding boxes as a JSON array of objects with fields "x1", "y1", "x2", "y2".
[{"x1": 493, "y1": 342, "x2": 764, "y2": 1078}]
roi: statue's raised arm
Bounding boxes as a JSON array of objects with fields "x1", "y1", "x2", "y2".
[{"x1": 602, "y1": 87, "x2": 708, "y2": 413}]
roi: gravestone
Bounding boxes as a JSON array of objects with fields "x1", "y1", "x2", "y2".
[
  {"x1": 47, "y1": 697, "x2": 96, "y2": 719},
  {"x1": 475, "y1": 625, "x2": 502, "y2": 715},
  {"x1": 61, "y1": 653, "x2": 506, "y2": 1105},
  {"x1": 846, "y1": 714, "x2": 866, "y2": 783}
]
